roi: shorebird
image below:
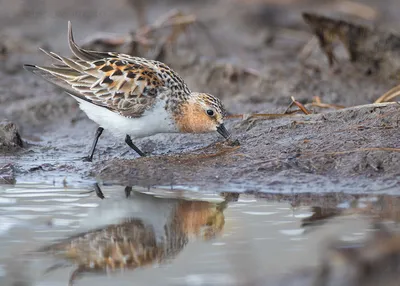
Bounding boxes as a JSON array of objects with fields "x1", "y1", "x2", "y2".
[{"x1": 24, "y1": 22, "x2": 230, "y2": 162}]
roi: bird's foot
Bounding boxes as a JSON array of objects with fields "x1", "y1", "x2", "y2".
[
  {"x1": 81, "y1": 156, "x2": 93, "y2": 162},
  {"x1": 227, "y1": 138, "x2": 240, "y2": 147}
]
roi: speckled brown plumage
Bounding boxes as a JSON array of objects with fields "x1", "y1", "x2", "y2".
[
  {"x1": 25, "y1": 21, "x2": 191, "y2": 118},
  {"x1": 24, "y1": 21, "x2": 231, "y2": 160}
]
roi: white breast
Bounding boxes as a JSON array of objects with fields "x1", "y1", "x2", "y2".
[{"x1": 72, "y1": 95, "x2": 178, "y2": 139}]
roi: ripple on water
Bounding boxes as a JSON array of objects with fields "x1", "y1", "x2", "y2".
[
  {"x1": 0, "y1": 217, "x2": 19, "y2": 236},
  {"x1": 0, "y1": 183, "x2": 397, "y2": 286}
]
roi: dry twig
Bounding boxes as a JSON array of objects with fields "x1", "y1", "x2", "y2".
[
  {"x1": 375, "y1": 85, "x2": 400, "y2": 103},
  {"x1": 311, "y1": 96, "x2": 345, "y2": 109},
  {"x1": 226, "y1": 113, "x2": 297, "y2": 120},
  {"x1": 284, "y1": 96, "x2": 311, "y2": 115}
]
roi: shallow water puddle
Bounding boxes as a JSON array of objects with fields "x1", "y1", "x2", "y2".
[{"x1": 0, "y1": 184, "x2": 397, "y2": 286}]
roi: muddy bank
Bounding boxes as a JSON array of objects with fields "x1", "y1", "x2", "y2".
[
  {"x1": 0, "y1": 120, "x2": 23, "y2": 152},
  {"x1": 96, "y1": 103, "x2": 400, "y2": 189},
  {"x1": 1, "y1": 0, "x2": 400, "y2": 191}
]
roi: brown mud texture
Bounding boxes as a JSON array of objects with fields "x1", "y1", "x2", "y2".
[{"x1": 1, "y1": 0, "x2": 400, "y2": 191}]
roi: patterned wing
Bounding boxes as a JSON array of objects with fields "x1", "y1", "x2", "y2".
[
  {"x1": 25, "y1": 52, "x2": 169, "y2": 118},
  {"x1": 24, "y1": 22, "x2": 173, "y2": 118}
]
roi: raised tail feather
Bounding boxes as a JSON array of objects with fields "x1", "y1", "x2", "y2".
[
  {"x1": 67, "y1": 21, "x2": 112, "y2": 61},
  {"x1": 23, "y1": 64, "x2": 88, "y2": 100},
  {"x1": 23, "y1": 21, "x2": 155, "y2": 116},
  {"x1": 23, "y1": 21, "x2": 110, "y2": 103}
]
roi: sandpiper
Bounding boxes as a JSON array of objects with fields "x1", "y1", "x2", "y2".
[{"x1": 24, "y1": 22, "x2": 230, "y2": 162}]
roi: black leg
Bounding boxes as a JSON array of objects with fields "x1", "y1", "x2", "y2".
[
  {"x1": 124, "y1": 186, "x2": 132, "y2": 198},
  {"x1": 125, "y1": 135, "x2": 146, "y2": 157},
  {"x1": 93, "y1": 183, "x2": 105, "y2": 199},
  {"x1": 83, "y1": 127, "x2": 104, "y2": 162}
]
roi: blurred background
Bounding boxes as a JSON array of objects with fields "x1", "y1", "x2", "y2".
[
  {"x1": 2, "y1": 0, "x2": 400, "y2": 125},
  {"x1": 2, "y1": 1, "x2": 400, "y2": 286}
]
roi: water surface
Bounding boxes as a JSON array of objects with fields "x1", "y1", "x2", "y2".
[{"x1": 0, "y1": 183, "x2": 394, "y2": 286}]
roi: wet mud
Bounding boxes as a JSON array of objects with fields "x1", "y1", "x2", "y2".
[{"x1": 1, "y1": 0, "x2": 400, "y2": 191}]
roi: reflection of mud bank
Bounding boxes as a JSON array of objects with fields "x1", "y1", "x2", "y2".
[{"x1": 264, "y1": 224, "x2": 400, "y2": 286}]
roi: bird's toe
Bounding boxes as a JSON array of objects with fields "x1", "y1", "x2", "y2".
[{"x1": 82, "y1": 156, "x2": 93, "y2": 162}]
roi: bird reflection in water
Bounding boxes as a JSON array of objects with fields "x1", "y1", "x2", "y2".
[{"x1": 39, "y1": 185, "x2": 238, "y2": 286}]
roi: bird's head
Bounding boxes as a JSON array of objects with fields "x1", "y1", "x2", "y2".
[{"x1": 175, "y1": 92, "x2": 230, "y2": 139}]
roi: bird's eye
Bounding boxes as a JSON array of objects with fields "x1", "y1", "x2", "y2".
[{"x1": 207, "y1": 109, "x2": 214, "y2": 116}]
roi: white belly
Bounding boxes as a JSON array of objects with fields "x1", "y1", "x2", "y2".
[{"x1": 72, "y1": 95, "x2": 178, "y2": 139}]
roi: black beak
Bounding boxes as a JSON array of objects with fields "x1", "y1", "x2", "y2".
[{"x1": 217, "y1": 124, "x2": 231, "y2": 140}]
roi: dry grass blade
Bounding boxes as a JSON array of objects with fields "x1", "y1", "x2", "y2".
[
  {"x1": 311, "y1": 96, "x2": 345, "y2": 109},
  {"x1": 284, "y1": 99, "x2": 295, "y2": 114},
  {"x1": 375, "y1": 85, "x2": 400, "y2": 103},
  {"x1": 291, "y1": 96, "x2": 311, "y2": 115},
  {"x1": 226, "y1": 113, "x2": 300, "y2": 120},
  {"x1": 284, "y1": 97, "x2": 311, "y2": 114}
]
